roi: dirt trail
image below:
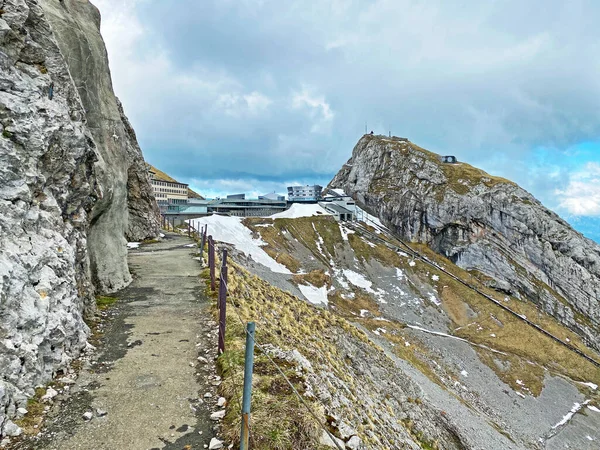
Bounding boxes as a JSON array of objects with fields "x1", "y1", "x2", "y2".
[{"x1": 23, "y1": 233, "x2": 221, "y2": 450}]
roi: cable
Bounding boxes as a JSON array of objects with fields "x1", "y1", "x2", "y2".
[{"x1": 350, "y1": 220, "x2": 600, "y2": 368}]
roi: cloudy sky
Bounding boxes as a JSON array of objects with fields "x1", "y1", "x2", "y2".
[{"x1": 94, "y1": 0, "x2": 600, "y2": 243}]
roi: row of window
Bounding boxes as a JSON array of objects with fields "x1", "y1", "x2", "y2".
[
  {"x1": 152, "y1": 180, "x2": 187, "y2": 188},
  {"x1": 155, "y1": 187, "x2": 186, "y2": 194}
]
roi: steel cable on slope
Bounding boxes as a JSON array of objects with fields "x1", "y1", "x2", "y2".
[
  {"x1": 216, "y1": 272, "x2": 346, "y2": 450},
  {"x1": 349, "y1": 219, "x2": 600, "y2": 368}
]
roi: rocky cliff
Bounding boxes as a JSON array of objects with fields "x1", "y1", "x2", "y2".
[
  {"x1": 0, "y1": 0, "x2": 158, "y2": 437},
  {"x1": 329, "y1": 134, "x2": 600, "y2": 351}
]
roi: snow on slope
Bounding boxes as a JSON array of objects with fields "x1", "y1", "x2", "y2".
[
  {"x1": 356, "y1": 205, "x2": 387, "y2": 231},
  {"x1": 298, "y1": 283, "x2": 329, "y2": 305},
  {"x1": 189, "y1": 215, "x2": 291, "y2": 274},
  {"x1": 270, "y1": 203, "x2": 331, "y2": 219}
]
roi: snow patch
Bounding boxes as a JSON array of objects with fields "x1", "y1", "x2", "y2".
[
  {"x1": 409, "y1": 261, "x2": 416, "y2": 267},
  {"x1": 428, "y1": 293, "x2": 441, "y2": 306},
  {"x1": 588, "y1": 405, "x2": 600, "y2": 413},
  {"x1": 270, "y1": 203, "x2": 330, "y2": 219},
  {"x1": 431, "y1": 274, "x2": 439, "y2": 281},
  {"x1": 551, "y1": 400, "x2": 590, "y2": 429},
  {"x1": 338, "y1": 223, "x2": 354, "y2": 241},
  {"x1": 127, "y1": 242, "x2": 140, "y2": 249},
  {"x1": 343, "y1": 269, "x2": 375, "y2": 293},
  {"x1": 298, "y1": 283, "x2": 328, "y2": 306},
  {"x1": 356, "y1": 206, "x2": 386, "y2": 231},
  {"x1": 460, "y1": 370, "x2": 468, "y2": 377},
  {"x1": 189, "y1": 216, "x2": 291, "y2": 274}
]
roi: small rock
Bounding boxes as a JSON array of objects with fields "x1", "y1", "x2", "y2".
[
  {"x1": 189, "y1": 362, "x2": 195, "y2": 367},
  {"x1": 83, "y1": 411, "x2": 93, "y2": 421},
  {"x1": 319, "y1": 430, "x2": 345, "y2": 448},
  {"x1": 198, "y1": 356, "x2": 208, "y2": 363},
  {"x1": 41, "y1": 387, "x2": 58, "y2": 401},
  {"x1": 96, "y1": 409, "x2": 107, "y2": 417},
  {"x1": 346, "y1": 436, "x2": 361, "y2": 450},
  {"x1": 204, "y1": 393, "x2": 213, "y2": 398},
  {"x1": 17, "y1": 407, "x2": 28, "y2": 416},
  {"x1": 3, "y1": 421, "x2": 22, "y2": 437},
  {"x1": 217, "y1": 397, "x2": 226, "y2": 407},
  {"x1": 210, "y1": 410, "x2": 226, "y2": 420},
  {"x1": 208, "y1": 437, "x2": 223, "y2": 449}
]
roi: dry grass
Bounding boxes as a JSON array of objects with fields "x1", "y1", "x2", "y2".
[
  {"x1": 201, "y1": 261, "x2": 382, "y2": 449},
  {"x1": 347, "y1": 233, "x2": 404, "y2": 267},
  {"x1": 243, "y1": 218, "x2": 302, "y2": 273},
  {"x1": 292, "y1": 270, "x2": 330, "y2": 288},
  {"x1": 407, "y1": 243, "x2": 600, "y2": 395},
  {"x1": 14, "y1": 387, "x2": 46, "y2": 435}
]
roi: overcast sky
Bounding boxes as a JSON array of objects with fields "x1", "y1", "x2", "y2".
[{"x1": 94, "y1": 0, "x2": 600, "y2": 243}]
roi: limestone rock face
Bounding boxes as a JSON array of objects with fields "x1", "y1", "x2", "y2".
[
  {"x1": 329, "y1": 135, "x2": 600, "y2": 349},
  {"x1": 0, "y1": 0, "x2": 157, "y2": 436},
  {"x1": 40, "y1": 0, "x2": 159, "y2": 291}
]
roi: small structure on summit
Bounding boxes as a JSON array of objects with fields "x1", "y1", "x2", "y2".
[{"x1": 441, "y1": 155, "x2": 457, "y2": 164}]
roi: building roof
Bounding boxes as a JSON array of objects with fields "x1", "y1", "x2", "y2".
[
  {"x1": 259, "y1": 192, "x2": 285, "y2": 200},
  {"x1": 147, "y1": 164, "x2": 204, "y2": 199}
]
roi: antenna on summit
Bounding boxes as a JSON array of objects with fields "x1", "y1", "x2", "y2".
[{"x1": 365, "y1": 122, "x2": 367, "y2": 134}]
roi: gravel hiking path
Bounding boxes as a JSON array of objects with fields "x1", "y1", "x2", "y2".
[{"x1": 21, "y1": 233, "x2": 221, "y2": 450}]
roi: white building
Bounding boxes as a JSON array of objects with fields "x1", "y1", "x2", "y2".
[
  {"x1": 287, "y1": 185, "x2": 323, "y2": 202},
  {"x1": 148, "y1": 166, "x2": 188, "y2": 208}
]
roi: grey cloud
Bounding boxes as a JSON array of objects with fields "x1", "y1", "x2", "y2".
[{"x1": 96, "y1": 0, "x2": 600, "y2": 239}]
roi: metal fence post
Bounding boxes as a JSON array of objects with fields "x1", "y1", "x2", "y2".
[
  {"x1": 218, "y1": 249, "x2": 228, "y2": 354},
  {"x1": 240, "y1": 322, "x2": 255, "y2": 450},
  {"x1": 188, "y1": 221, "x2": 191, "y2": 237},
  {"x1": 208, "y1": 236, "x2": 215, "y2": 291}
]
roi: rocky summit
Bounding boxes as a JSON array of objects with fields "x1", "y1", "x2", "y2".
[
  {"x1": 329, "y1": 134, "x2": 600, "y2": 351},
  {"x1": 0, "y1": 0, "x2": 158, "y2": 437}
]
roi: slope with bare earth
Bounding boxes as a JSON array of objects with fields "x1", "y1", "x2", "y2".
[
  {"x1": 193, "y1": 210, "x2": 600, "y2": 449},
  {"x1": 328, "y1": 135, "x2": 600, "y2": 355}
]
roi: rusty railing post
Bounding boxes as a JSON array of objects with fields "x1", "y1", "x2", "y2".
[
  {"x1": 218, "y1": 249, "x2": 228, "y2": 354},
  {"x1": 208, "y1": 236, "x2": 215, "y2": 291},
  {"x1": 240, "y1": 322, "x2": 255, "y2": 450},
  {"x1": 200, "y1": 226, "x2": 206, "y2": 260}
]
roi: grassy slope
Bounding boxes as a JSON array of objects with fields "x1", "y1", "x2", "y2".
[
  {"x1": 202, "y1": 263, "x2": 409, "y2": 449},
  {"x1": 363, "y1": 136, "x2": 515, "y2": 198},
  {"x1": 206, "y1": 214, "x2": 600, "y2": 447},
  {"x1": 243, "y1": 215, "x2": 600, "y2": 398}
]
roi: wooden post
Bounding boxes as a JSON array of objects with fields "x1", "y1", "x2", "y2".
[
  {"x1": 200, "y1": 227, "x2": 206, "y2": 260},
  {"x1": 188, "y1": 221, "x2": 191, "y2": 237},
  {"x1": 208, "y1": 236, "x2": 215, "y2": 291},
  {"x1": 218, "y1": 249, "x2": 228, "y2": 354},
  {"x1": 240, "y1": 322, "x2": 255, "y2": 450}
]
